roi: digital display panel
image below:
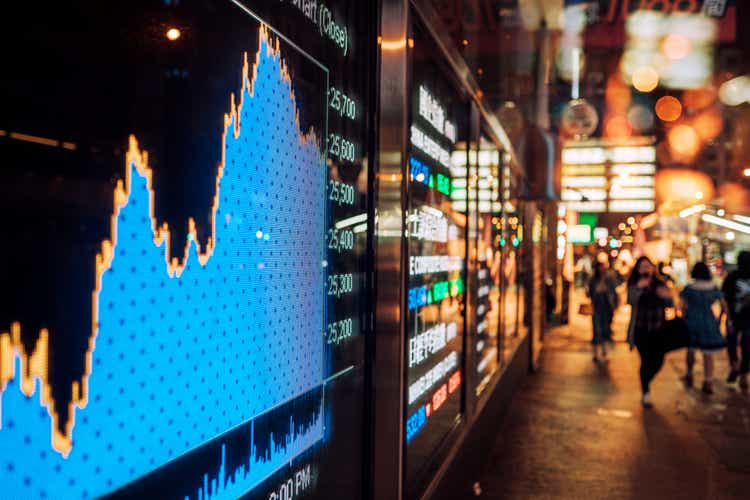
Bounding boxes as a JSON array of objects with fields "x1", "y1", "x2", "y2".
[
  {"x1": 501, "y1": 164, "x2": 523, "y2": 359},
  {"x1": 473, "y1": 138, "x2": 501, "y2": 396},
  {"x1": 405, "y1": 19, "x2": 467, "y2": 489},
  {"x1": 0, "y1": 1, "x2": 372, "y2": 498}
]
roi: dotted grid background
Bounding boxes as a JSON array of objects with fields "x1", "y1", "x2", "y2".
[{"x1": 0, "y1": 34, "x2": 326, "y2": 499}]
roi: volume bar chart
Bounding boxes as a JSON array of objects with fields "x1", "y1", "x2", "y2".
[{"x1": 0, "y1": 23, "x2": 327, "y2": 499}]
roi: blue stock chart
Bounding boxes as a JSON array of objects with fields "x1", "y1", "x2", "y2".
[
  {"x1": 0, "y1": 25, "x2": 325, "y2": 499},
  {"x1": 0, "y1": 0, "x2": 371, "y2": 496}
]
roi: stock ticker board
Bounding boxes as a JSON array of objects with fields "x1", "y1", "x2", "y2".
[
  {"x1": 405, "y1": 19, "x2": 467, "y2": 490},
  {"x1": 0, "y1": 1, "x2": 371, "y2": 498}
]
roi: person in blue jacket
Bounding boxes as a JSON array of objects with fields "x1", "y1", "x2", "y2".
[{"x1": 680, "y1": 262, "x2": 727, "y2": 394}]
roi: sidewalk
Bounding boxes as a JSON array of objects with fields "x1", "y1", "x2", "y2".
[{"x1": 471, "y1": 297, "x2": 750, "y2": 499}]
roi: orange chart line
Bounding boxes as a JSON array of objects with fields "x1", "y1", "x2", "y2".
[{"x1": 0, "y1": 24, "x2": 319, "y2": 457}]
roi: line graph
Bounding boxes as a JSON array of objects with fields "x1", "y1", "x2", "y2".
[{"x1": 0, "y1": 22, "x2": 328, "y2": 499}]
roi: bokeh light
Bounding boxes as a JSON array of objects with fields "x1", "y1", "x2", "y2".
[
  {"x1": 682, "y1": 86, "x2": 717, "y2": 111},
  {"x1": 667, "y1": 124, "x2": 700, "y2": 158},
  {"x1": 662, "y1": 34, "x2": 691, "y2": 60},
  {"x1": 632, "y1": 66, "x2": 659, "y2": 92},
  {"x1": 627, "y1": 105, "x2": 654, "y2": 131},
  {"x1": 692, "y1": 108, "x2": 723, "y2": 141},
  {"x1": 605, "y1": 74, "x2": 631, "y2": 113},
  {"x1": 604, "y1": 115, "x2": 632, "y2": 138},
  {"x1": 719, "y1": 75, "x2": 750, "y2": 107},
  {"x1": 626, "y1": 10, "x2": 664, "y2": 40},
  {"x1": 166, "y1": 28, "x2": 181, "y2": 41},
  {"x1": 661, "y1": 52, "x2": 714, "y2": 90},
  {"x1": 655, "y1": 96, "x2": 682, "y2": 122},
  {"x1": 622, "y1": 11, "x2": 716, "y2": 90},
  {"x1": 719, "y1": 183, "x2": 750, "y2": 213},
  {"x1": 656, "y1": 168, "x2": 714, "y2": 204},
  {"x1": 659, "y1": 15, "x2": 717, "y2": 89}
]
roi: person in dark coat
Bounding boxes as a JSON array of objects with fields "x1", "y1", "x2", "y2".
[
  {"x1": 588, "y1": 261, "x2": 617, "y2": 362},
  {"x1": 722, "y1": 250, "x2": 750, "y2": 389},
  {"x1": 627, "y1": 256, "x2": 674, "y2": 408}
]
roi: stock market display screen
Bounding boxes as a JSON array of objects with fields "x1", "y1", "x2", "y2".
[
  {"x1": 0, "y1": 1, "x2": 372, "y2": 498},
  {"x1": 405, "y1": 19, "x2": 467, "y2": 489},
  {"x1": 474, "y1": 137, "x2": 502, "y2": 397}
]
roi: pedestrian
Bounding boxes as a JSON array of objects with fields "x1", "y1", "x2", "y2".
[
  {"x1": 627, "y1": 256, "x2": 674, "y2": 408},
  {"x1": 606, "y1": 264, "x2": 622, "y2": 342},
  {"x1": 576, "y1": 253, "x2": 593, "y2": 288},
  {"x1": 680, "y1": 262, "x2": 727, "y2": 394},
  {"x1": 588, "y1": 261, "x2": 617, "y2": 361},
  {"x1": 721, "y1": 250, "x2": 750, "y2": 389},
  {"x1": 658, "y1": 262, "x2": 675, "y2": 287}
]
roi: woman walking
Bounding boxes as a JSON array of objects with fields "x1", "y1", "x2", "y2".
[
  {"x1": 680, "y1": 262, "x2": 727, "y2": 394},
  {"x1": 588, "y1": 261, "x2": 617, "y2": 362},
  {"x1": 627, "y1": 256, "x2": 674, "y2": 408}
]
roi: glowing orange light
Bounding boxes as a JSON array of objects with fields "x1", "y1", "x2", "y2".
[
  {"x1": 604, "y1": 115, "x2": 632, "y2": 138},
  {"x1": 632, "y1": 66, "x2": 659, "y2": 93},
  {"x1": 655, "y1": 96, "x2": 682, "y2": 122},
  {"x1": 605, "y1": 75, "x2": 631, "y2": 113},
  {"x1": 683, "y1": 86, "x2": 718, "y2": 111},
  {"x1": 381, "y1": 38, "x2": 406, "y2": 50},
  {"x1": 662, "y1": 34, "x2": 691, "y2": 60},
  {"x1": 668, "y1": 124, "x2": 700, "y2": 157},
  {"x1": 719, "y1": 182, "x2": 750, "y2": 213},
  {"x1": 692, "y1": 108, "x2": 723, "y2": 141},
  {"x1": 656, "y1": 169, "x2": 714, "y2": 204},
  {"x1": 743, "y1": 168, "x2": 750, "y2": 177},
  {"x1": 166, "y1": 28, "x2": 181, "y2": 41},
  {"x1": 448, "y1": 371, "x2": 461, "y2": 393},
  {"x1": 432, "y1": 384, "x2": 448, "y2": 412}
]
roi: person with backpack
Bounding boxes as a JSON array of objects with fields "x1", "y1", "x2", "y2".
[
  {"x1": 722, "y1": 250, "x2": 750, "y2": 389},
  {"x1": 680, "y1": 262, "x2": 727, "y2": 394}
]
